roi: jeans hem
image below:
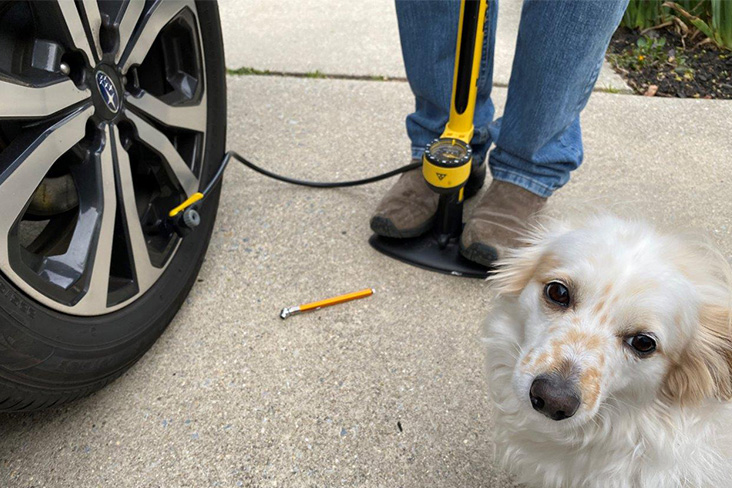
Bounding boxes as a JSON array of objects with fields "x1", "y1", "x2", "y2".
[
  {"x1": 489, "y1": 166, "x2": 555, "y2": 198},
  {"x1": 411, "y1": 146, "x2": 425, "y2": 161}
]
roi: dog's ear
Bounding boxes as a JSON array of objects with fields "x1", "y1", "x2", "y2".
[
  {"x1": 489, "y1": 244, "x2": 548, "y2": 296},
  {"x1": 663, "y1": 303, "x2": 732, "y2": 405}
]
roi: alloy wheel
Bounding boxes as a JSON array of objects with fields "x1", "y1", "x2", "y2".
[{"x1": 0, "y1": 0, "x2": 208, "y2": 315}]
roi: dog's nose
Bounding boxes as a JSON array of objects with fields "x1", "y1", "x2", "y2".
[{"x1": 529, "y1": 374, "x2": 581, "y2": 421}]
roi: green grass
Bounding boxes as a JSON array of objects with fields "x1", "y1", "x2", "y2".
[
  {"x1": 225, "y1": 67, "x2": 402, "y2": 83},
  {"x1": 303, "y1": 70, "x2": 327, "y2": 79},
  {"x1": 226, "y1": 67, "x2": 327, "y2": 79},
  {"x1": 226, "y1": 66, "x2": 271, "y2": 76}
]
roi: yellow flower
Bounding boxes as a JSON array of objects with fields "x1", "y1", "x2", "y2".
[{"x1": 638, "y1": 55, "x2": 645, "y2": 61}]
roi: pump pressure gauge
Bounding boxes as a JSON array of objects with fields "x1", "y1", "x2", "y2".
[
  {"x1": 424, "y1": 138, "x2": 472, "y2": 167},
  {"x1": 422, "y1": 138, "x2": 472, "y2": 193}
]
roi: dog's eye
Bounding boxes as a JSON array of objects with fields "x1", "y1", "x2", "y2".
[
  {"x1": 544, "y1": 282, "x2": 570, "y2": 307},
  {"x1": 626, "y1": 334, "x2": 657, "y2": 355}
]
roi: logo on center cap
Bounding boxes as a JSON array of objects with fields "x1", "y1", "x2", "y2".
[{"x1": 96, "y1": 71, "x2": 119, "y2": 114}]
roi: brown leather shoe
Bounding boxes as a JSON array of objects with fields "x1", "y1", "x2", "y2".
[
  {"x1": 371, "y1": 162, "x2": 486, "y2": 238},
  {"x1": 460, "y1": 180, "x2": 547, "y2": 266},
  {"x1": 370, "y1": 166, "x2": 439, "y2": 238}
]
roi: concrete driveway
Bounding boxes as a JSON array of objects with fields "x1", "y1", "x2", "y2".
[{"x1": 1, "y1": 1, "x2": 731, "y2": 487}]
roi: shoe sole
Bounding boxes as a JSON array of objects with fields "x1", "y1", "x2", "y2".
[
  {"x1": 459, "y1": 242, "x2": 499, "y2": 268},
  {"x1": 370, "y1": 215, "x2": 435, "y2": 239},
  {"x1": 370, "y1": 163, "x2": 487, "y2": 239}
]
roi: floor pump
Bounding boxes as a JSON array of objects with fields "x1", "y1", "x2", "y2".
[{"x1": 369, "y1": 0, "x2": 490, "y2": 278}]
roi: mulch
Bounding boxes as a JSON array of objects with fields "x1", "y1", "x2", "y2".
[{"x1": 607, "y1": 27, "x2": 732, "y2": 99}]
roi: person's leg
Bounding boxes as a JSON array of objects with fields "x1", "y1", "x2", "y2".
[
  {"x1": 371, "y1": 0, "x2": 498, "y2": 238},
  {"x1": 461, "y1": 0, "x2": 628, "y2": 265},
  {"x1": 399, "y1": 0, "x2": 498, "y2": 165}
]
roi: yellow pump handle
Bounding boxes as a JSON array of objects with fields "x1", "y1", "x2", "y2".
[{"x1": 442, "y1": 0, "x2": 487, "y2": 144}]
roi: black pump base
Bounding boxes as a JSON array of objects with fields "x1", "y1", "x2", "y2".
[{"x1": 369, "y1": 231, "x2": 491, "y2": 278}]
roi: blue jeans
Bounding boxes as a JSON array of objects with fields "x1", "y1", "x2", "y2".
[{"x1": 396, "y1": 0, "x2": 628, "y2": 197}]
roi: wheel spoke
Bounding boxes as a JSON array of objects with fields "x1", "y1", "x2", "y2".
[
  {"x1": 110, "y1": 126, "x2": 162, "y2": 290},
  {"x1": 115, "y1": 0, "x2": 146, "y2": 65},
  {"x1": 126, "y1": 91, "x2": 207, "y2": 132},
  {"x1": 81, "y1": 0, "x2": 103, "y2": 61},
  {"x1": 0, "y1": 105, "x2": 93, "y2": 225},
  {"x1": 0, "y1": 78, "x2": 90, "y2": 119},
  {"x1": 125, "y1": 110, "x2": 198, "y2": 197},
  {"x1": 73, "y1": 125, "x2": 117, "y2": 311},
  {"x1": 57, "y1": 0, "x2": 97, "y2": 66},
  {"x1": 0, "y1": 105, "x2": 93, "y2": 298},
  {"x1": 120, "y1": 0, "x2": 195, "y2": 73}
]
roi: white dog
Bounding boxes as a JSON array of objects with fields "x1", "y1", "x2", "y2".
[{"x1": 483, "y1": 214, "x2": 732, "y2": 488}]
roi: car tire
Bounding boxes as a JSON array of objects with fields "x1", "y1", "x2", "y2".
[{"x1": 0, "y1": 0, "x2": 226, "y2": 412}]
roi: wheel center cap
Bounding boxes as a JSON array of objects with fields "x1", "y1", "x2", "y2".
[
  {"x1": 91, "y1": 66, "x2": 122, "y2": 120},
  {"x1": 96, "y1": 71, "x2": 119, "y2": 112}
]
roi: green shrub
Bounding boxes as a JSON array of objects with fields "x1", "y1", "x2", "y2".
[
  {"x1": 608, "y1": 35, "x2": 670, "y2": 70},
  {"x1": 622, "y1": 0, "x2": 668, "y2": 29},
  {"x1": 711, "y1": 0, "x2": 732, "y2": 48},
  {"x1": 620, "y1": 0, "x2": 732, "y2": 50}
]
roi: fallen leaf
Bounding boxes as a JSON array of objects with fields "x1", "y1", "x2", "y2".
[{"x1": 644, "y1": 85, "x2": 659, "y2": 97}]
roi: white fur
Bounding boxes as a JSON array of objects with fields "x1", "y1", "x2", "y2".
[{"x1": 483, "y1": 215, "x2": 732, "y2": 488}]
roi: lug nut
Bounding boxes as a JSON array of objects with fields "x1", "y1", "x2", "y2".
[{"x1": 59, "y1": 62, "x2": 71, "y2": 76}]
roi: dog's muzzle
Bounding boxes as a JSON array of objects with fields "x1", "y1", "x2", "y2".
[{"x1": 529, "y1": 374, "x2": 581, "y2": 421}]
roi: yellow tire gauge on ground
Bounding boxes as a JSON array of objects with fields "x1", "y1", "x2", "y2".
[{"x1": 280, "y1": 288, "x2": 375, "y2": 319}]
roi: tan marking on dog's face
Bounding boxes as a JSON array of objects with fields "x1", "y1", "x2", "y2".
[
  {"x1": 530, "y1": 330, "x2": 605, "y2": 373},
  {"x1": 534, "y1": 351, "x2": 551, "y2": 369},
  {"x1": 553, "y1": 358, "x2": 574, "y2": 377},
  {"x1": 581, "y1": 367, "x2": 602, "y2": 409},
  {"x1": 523, "y1": 340, "x2": 563, "y2": 375},
  {"x1": 598, "y1": 312, "x2": 609, "y2": 326},
  {"x1": 523, "y1": 349, "x2": 552, "y2": 375},
  {"x1": 563, "y1": 328, "x2": 585, "y2": 345},
  {"x1": 562, "y1": 328, "x2": 604, "y2": 352},
  {"x1": 526, "y1": 326, "x2": 608, "y2": 412},
  {"x1": 601, "y1": 283, "x2": 613, "y2": 299},
  {"x1": 550, "y1": 340, "x2": 563, "y2": 365}
]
